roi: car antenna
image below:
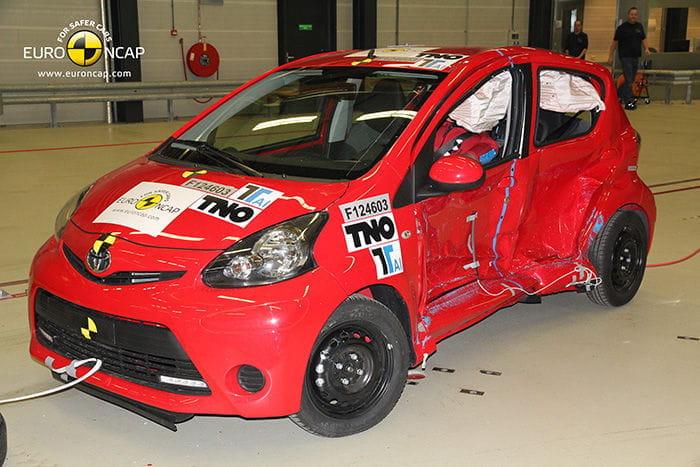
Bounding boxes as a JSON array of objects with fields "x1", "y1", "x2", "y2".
[{"x1": 367, "y1": 49, "x2": 375, "y2": 59}]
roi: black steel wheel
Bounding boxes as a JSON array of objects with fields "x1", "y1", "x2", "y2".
[
  {"x1": 290, "y1": 295, "x2": 409, "y2": 437},
  {"x1": 587, "y1": 210, "x2": 648, "y2": 306}
]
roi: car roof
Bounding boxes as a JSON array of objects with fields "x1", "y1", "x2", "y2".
[
  {"x1": 284, "y1": 46, "x2": 605, "y2": 78},
  {"x1": 288, "y1": 46, "x2": 490, "y2": 73}
]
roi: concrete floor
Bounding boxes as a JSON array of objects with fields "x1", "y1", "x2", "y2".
[{"x1": 0, "y1": 102, "x2": 698, "y2": 466}]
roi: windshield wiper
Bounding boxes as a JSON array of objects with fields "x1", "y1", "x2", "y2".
[{"x1": 172, "y1": 140, "x2": 263, "y2": 178}]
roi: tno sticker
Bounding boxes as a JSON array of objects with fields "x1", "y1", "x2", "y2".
[
  {"x1": 409, "y1": 52, "x2": 466, "y2": 70},
  {"x1": 190, "y1": 195, "x2": 257, "y2": 227},
  {"x1": 370, "y1": 241, "x2": 404, "y2": 278},
  {"x1": 340, "y1": 194, "x2": 404, "y2": 278},
  {"x1": 189, "y1": 183, "x2": 283, "y2": 227},
  {"x1": 342, "y1": 212, "x2": 398, "y2": 252}
]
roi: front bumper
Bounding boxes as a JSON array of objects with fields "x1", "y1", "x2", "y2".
[{"x1": 29, "y1": 236, "x2": 347, "y2": 419}]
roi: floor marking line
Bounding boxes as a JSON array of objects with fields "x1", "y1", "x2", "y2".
[
  {"x1": 0, "y1": 140, "x2": 162, "y2": 154},
  {"x1": 0, "y1": 279, "x2": 29, "y2": 287},
  {"x1": 652, "y1": 185, "x2": 700, "y2": 196},
  {"x1": 648, "y1": 177, "x2": 700, "y2": 188}
]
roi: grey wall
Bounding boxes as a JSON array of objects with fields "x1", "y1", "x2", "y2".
[
  {"x1": 138, "y1": 0, "x2": 279, "y2": 121},
  {"x1": 1, "y1": 0, "x2": 529, "y2": 126},
  {"x1": 0, "y1": 0, "x2": 106, "y2": 125},
  {"x1": 377, "y1": 0, "x2": 529, "y2": 48}
]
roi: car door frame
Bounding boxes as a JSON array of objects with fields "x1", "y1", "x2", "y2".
[{"x1": 393, "y1": 60, "x2": 532, "y2": 303}]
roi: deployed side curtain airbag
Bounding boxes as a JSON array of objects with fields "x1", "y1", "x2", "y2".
[
  {"x1": 449, "y1": 70, "x2": 512, "y2": 133},
  {"x1": 539, "y1": 70, "x2": 605, "y2": 113}
]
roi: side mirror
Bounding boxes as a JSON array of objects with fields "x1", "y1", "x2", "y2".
[{"x1": 428, "y1": 155, "x2": 485, "y2": 192}]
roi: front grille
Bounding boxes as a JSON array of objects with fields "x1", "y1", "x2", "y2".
[
  {"x1": 63, "y1": 244, "x2": 186, "y2": 286},
  {"x1": 34, "y1": 289, "x2": 210, "y2": 395}
]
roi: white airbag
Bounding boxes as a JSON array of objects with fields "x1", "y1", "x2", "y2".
[
  {"x1": 539, "y1": 70, "x2": 606, "y2": 113},
  {"x1": 448, "y1": 70, "x2": 512, "y2": 133}
]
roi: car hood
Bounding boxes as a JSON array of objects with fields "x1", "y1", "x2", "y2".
[{"x1": 70, "y1": 157, "x2": 348, "y2": 250}]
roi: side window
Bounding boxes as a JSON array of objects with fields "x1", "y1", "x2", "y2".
[
  {"x1": 393, "y1": 66, "x2": 528, "y2": 207},
  {"x1": 535, "y1": 69, "x2": 605, "y2": 146},
  {"x1": 431, "y1": 69, "x2": 513, "y2": 166}
]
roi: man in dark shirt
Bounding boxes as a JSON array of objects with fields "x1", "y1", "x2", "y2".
[
  {"x1": 607, "y1": 7, "x2": 651, "y2": 110},
  {"x1": 564, "y1": 20, "x2": 588, "y2": 59}
]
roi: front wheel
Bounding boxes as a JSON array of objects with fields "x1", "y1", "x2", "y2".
[
  {"x1": 587, "y1": 210, "x2": 648, "y2": 306},
  {"x1": 290, "y1": 295, "x2": 409, "y2": 437}
]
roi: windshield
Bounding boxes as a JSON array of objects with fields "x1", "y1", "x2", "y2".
[{"x1": 151, "y1": 67, "x2": 445, "y2": 181}]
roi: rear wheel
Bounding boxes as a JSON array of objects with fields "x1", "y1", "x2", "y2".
[
  {"x1": 587, "y1": 210, "x2": 648, "y2": 306},
  {"x1": 290, "y1": 295, "x2": 409, "y2": 437}
]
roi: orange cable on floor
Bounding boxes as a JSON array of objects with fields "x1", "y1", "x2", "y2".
[{"x1": 647, "y1": 248, "x2": 700, "y2": 267}]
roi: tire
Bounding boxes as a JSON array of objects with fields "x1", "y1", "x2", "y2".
[
  {"x1": 587, "y1": 210, "x2": 648, "y2": 307},
  {"x1": 0, "y1": 411, "x2": 6, "y2": 466},
  {"x1": 290, "y1": 295, "x2": 409, "y2": 437}
]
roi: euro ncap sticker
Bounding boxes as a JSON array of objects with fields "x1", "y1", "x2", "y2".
[{"x1": 93, "y1": 182, "x2": 203, "y2": 236}]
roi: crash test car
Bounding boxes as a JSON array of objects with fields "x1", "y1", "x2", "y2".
[{"x1": 29, "y1": 46, "x2": 655, "y2": 437}]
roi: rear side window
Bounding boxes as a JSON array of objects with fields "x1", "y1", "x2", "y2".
[{"x1": 535, "y1": 69, "x2": 605, "y2": 146}]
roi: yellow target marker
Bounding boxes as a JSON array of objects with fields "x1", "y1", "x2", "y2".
[
  {"x1": 92, "y1": 233, "x2": 116, "y2": 253},
  {"x1": 182, "y1": 169, "x2": 208, "y2": 178},
  {"x1": 352, "y1": 58, "x2": 373, "y2": 66},
  {"x1": 135, "y1": 194, "x2": 163, "y2": 210},
  {"x1": 81, "y1": 317, "x2": 98, "y2": 340},
  {"x1": 66, "y1": 30, "x2": 103, "y2": 66}
]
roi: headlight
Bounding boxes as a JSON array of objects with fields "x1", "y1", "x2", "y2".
[
  {"x1": 54, "y1": 185, "x2": 93, "y2": 239},
  {"x1": 202, "y1": 212, "x2": 328, "y2": 287}
]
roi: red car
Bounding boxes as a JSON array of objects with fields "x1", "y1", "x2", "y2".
[{"x1": 29, "y1": 46, "x2": 655, "y2": 437}]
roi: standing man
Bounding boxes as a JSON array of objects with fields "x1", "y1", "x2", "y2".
[
  {"x1": 564, "y1": 20, "x2": 588, "y2": 59},
  {"x1": 607, "y1": 7, "x2": 651, "y2": 110}
]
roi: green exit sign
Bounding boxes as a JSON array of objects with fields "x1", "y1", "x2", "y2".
[{"x1": 298, "y1": 24, "x2": 313, "y2": 31}]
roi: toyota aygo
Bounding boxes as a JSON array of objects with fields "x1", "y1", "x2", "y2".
[{"x1": 29, "y1": 46, "x2": 655, "y2": 437}]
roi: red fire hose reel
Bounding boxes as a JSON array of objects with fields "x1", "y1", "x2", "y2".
[{"x1": 186, "y1": 41, "x2": 219, "y2": 77}]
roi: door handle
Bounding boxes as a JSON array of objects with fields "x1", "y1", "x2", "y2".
[{"x1": 498, "y1": 176, "x2": 516, "y2": 189}]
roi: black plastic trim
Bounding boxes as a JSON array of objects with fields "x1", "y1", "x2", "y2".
[
  {"x1": 53, "y1": 373, "x2": 194, "y2": 432},
  {"x1": 63, "y1": 244, "x2": 186, "y2": 285}
]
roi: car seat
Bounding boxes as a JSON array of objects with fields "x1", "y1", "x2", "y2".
[{"x1": 333, "y1": 79, "x2": 407, "y2": 159}]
